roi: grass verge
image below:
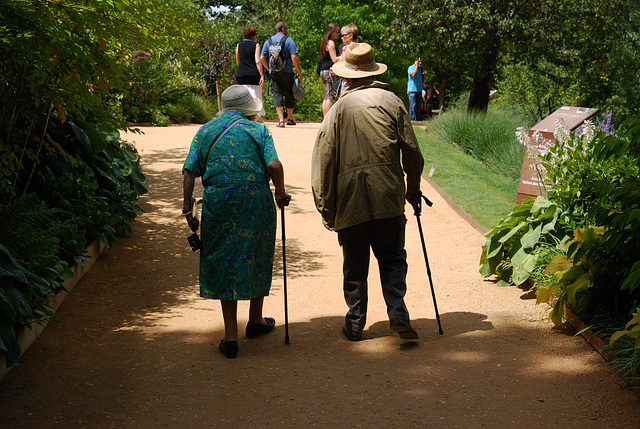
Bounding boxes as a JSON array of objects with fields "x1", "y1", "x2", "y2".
[{"x1": 415, "y1": 127, "x2": 519, "y2": 231}]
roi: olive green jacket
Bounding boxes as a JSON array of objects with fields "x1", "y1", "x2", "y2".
[{"x1": 311, "y1": 80, "x2": 424, "y2": 231}]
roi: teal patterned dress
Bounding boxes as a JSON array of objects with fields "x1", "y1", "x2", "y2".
[{"x1": 182, "y1": 111, "x2": 279, "y2": 300}]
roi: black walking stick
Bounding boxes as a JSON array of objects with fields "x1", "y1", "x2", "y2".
[
  {"x1": 281, "y1": 207, "x2": 291, "y2": 344},
  {"x1": 414, "y1": 194, "x2": 444, "y2": 335}
]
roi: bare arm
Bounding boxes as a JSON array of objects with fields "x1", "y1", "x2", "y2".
[
  {"x1": 291, "y1": 53, "x2": 302, "y2": 81},
  {"x1": 267, "y1": 159, "x2": 291, "y2": 208},
  {"x1": 410, "y1": 61, "x2": 419, "y2": 77},
  {"x1": 327, "y1": 40, "x2": 338, "y2": 63},
  {"x1": 182, "y1": 169, "x2": 199, "y2": 232},
  {"x1": 235, "y1": 44, "x2": 240, "y2": 67},
  {"x1": 260, "y1": 54, "x2": 269, "y2": 74},
  {"x1": 255, "y1": 43, "x2": 264, "y2": 86}
]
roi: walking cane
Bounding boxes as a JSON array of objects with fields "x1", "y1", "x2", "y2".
[
  {"x1": 281, "y1": 207, "x2": 291, "y2": 344},
  {"x1": 414, "y1": 194, "x2": 444, "y2": 335}
]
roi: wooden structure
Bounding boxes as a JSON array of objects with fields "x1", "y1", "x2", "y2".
[{"x1": 516, "y1": 106, "x2": 599, "y2": 204}]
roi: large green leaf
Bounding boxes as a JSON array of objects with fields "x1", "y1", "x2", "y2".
[
  {"x1": 0, "y1": 244, "x2": 28, "y2": 283},
  {"x1": 520, "y1": 224, "x2": 542, "y2": 249},
  {"x1": 565, "y1": 273, "x2": 592, "y2": 308},
  {"x1": 511, "y1": 252, "x2": 537, "y2": 285},
  {"x1": 0, "y1": 289, "x2": 16, "y2": 321},
  {"x1": 498, "y1": 220, "x2": 527, "y2": 244},
  {"x1": 0, "y1": 323, "x2": 21, "y2": 369}
]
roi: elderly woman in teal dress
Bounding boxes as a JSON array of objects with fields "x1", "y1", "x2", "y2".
[{"x1": 182, "y1": 85, "x2": 290, "y2": 359}]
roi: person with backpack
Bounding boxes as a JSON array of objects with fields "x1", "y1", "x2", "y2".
[{"x1": 260, "y1": 22, "x2": 303, "y2": 128}]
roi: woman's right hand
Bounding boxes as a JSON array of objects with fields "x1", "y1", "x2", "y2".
[{"x1": 186, "y1": 214, "x2": 199, "y2": 232}]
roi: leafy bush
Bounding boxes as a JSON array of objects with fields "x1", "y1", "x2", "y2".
[
  {"x1": 0, "y1": 116, "x2": 147, "y2": 369},
  {"x1": 163, "y1": 103, "x2": 193, "y2": 124},
  {"x1": 0, "y1": 196, "x2": 75, "y2": 368},
  {"x1": 177, "y1": 95, "x2": 214, "y2": 124},
  {"x1": 150, "y1": 109, "x2": 171, "y2": 127},
  {"x1": 480, "y1": 196, "x2": 568, "y2": 286},
  {"x1": 481, "y1": 115, "x2": 640, "y2": 383}
]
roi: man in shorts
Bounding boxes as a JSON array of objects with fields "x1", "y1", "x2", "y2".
[{"x1": 260, "y1": 22, "x2": 303, "y2": 127}]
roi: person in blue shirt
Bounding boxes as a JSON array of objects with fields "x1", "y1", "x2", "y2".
[
  {"x1": 260, "y1": 22, "x2": 303, "y2": 127},
  {"x1": 407, "y1": 58, "x2": 423, "y2": 121}
]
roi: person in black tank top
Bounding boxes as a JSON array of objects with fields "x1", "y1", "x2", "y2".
[
  {"x1": 318, "y1": 23, "x2": 341, "y2": 116},
  {"x1": 235, "y1": 26, "x2": 265, "y2": 118}
]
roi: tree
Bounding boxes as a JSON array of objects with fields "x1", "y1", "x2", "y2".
[{"x1": 0, "y1": 0, "x2": 205, "y2": 200}]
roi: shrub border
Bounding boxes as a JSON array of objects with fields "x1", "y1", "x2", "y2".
[{"x1": 0, "y1": 240, "x2": 106, "y2": 381}]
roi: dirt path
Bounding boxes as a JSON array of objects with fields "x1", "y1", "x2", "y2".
[{"x1": 1, "y1": 122, "x2": 639, "y2": 428}]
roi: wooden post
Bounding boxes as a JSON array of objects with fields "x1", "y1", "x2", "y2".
[{"x1": 216, "y1": 81, "x2": 221, "y2": 112}]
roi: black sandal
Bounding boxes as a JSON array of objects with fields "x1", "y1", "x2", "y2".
[
  {"x1": 218, "y1": 340, "x2": 238, "y2": 359},
  {"x1": 246, "y1": 317, "x2": 276, "y2": 338},
  {"x1": 277, "y1": 121, "x2": 285, "y2": 128},
  {"x1": 286, "y1": 119, "x2": 296, "y2": 126}
]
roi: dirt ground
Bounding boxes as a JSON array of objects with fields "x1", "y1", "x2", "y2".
[{"x1": 1, "y1": 122, "x2": 639, "y2": 428}]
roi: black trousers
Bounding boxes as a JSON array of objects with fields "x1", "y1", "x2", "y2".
[
  {"x1": 270, "y1": 71, "x2": 295, "y2": 109},
  {"x1": 338, "y1": 215, "x2": 410, "y2": 333}
]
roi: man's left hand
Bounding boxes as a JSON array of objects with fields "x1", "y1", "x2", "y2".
[{"x1": 406, "y1": 192, "x2": 422, "y2": 215}]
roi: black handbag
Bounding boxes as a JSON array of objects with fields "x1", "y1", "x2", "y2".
[{"x1": 331, "y1": 76, "x2": 342, "y2": 98}]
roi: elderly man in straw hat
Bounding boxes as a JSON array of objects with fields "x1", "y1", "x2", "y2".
[
  {"x1": 311, "y1": 43, "x2": 425, "y2": 342},
  {"x1": 183, "y1": 85, "x2": 291, "y2": 359}
]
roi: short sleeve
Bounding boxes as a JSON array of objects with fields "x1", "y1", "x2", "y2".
[
  {"x1": 260, "y1": 126, "x2": 278, "y2": 165},
  {"x1": 183, "y1": 132, "x2": 204, "y2": 177}
]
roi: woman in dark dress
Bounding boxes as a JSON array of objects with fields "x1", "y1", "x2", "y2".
[
  {"x1": 318, "y1": 23, "x2": 340, "y2": 116},
  {"x1": 235, "y1": 26, "x2": 265, "y2": 118}
]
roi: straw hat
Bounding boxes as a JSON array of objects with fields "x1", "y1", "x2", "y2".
[
  {"x1": 220, "y1": 85, "x2": 263, "y2": 116},
  {"x1": 331, "y1": 43, "x2": 387, "y2": 79}
]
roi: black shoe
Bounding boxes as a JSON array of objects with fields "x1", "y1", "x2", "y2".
[
  {"x1": 342, "y1": 325, "x2": 362, "y2": 341},
  {"x1": 246, "y1": 317, "x2": 276, "y2": 338},
  {"x1": 389, "y1": 319, "x2": 419, "y2": 339},
  {"x1": 219, "y1": 340, "x2": 238, "y2": 359}
]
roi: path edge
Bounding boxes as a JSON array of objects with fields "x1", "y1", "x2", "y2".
[{"x1": 0, "y1": 240, "x2": 106, "y2": 382}]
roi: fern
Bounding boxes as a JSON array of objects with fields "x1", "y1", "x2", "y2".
[{"x1": 0, "y1": 193, "x2": 64, "y2": 269}]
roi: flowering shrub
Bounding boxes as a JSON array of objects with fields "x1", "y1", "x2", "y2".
[{"x1": 482, "y1": 116, "x2": 640, "y2": 383}]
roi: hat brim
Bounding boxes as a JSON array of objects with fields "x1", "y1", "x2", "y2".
[
  {"x1": 331, "y1": 61, "x2": 387, "y2": 78},
  {"x1": 221, "y1": 97, "x2": 263, "y2": 117}
]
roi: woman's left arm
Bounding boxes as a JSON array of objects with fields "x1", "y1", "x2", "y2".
[
  {"x1": 235, "y1": 44, "x2": 240, "y2": 67},
  {"x1": 255, "y1": 43, "x2": 264, "y2": 87},
  {"x1": 267, "y1": 160, "x2": 291, "y2": 208}
]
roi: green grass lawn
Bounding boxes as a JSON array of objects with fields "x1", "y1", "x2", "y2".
[{"x1": 415, "y1": 127, "x2": 520, "y2": 231}]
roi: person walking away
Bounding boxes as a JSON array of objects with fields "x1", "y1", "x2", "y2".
[
  {"x1": 235, "y1": 26, "x2": 265, "y2": 118},
  {"x1": 407, "y1": 57, "x2": 423, "y2": 121},
  {"x1": 260, "y1": 22, "x2": 302, "y2": 127},
  {"x1": 311, "y1": 43, "x2": 425, "y2": 342},
  {"x1": 318, "y1": 23, "x2": 340, "y2": 116},
  {"x1": 182, "y1": 85, "x2": 291, "y2": 359}
]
